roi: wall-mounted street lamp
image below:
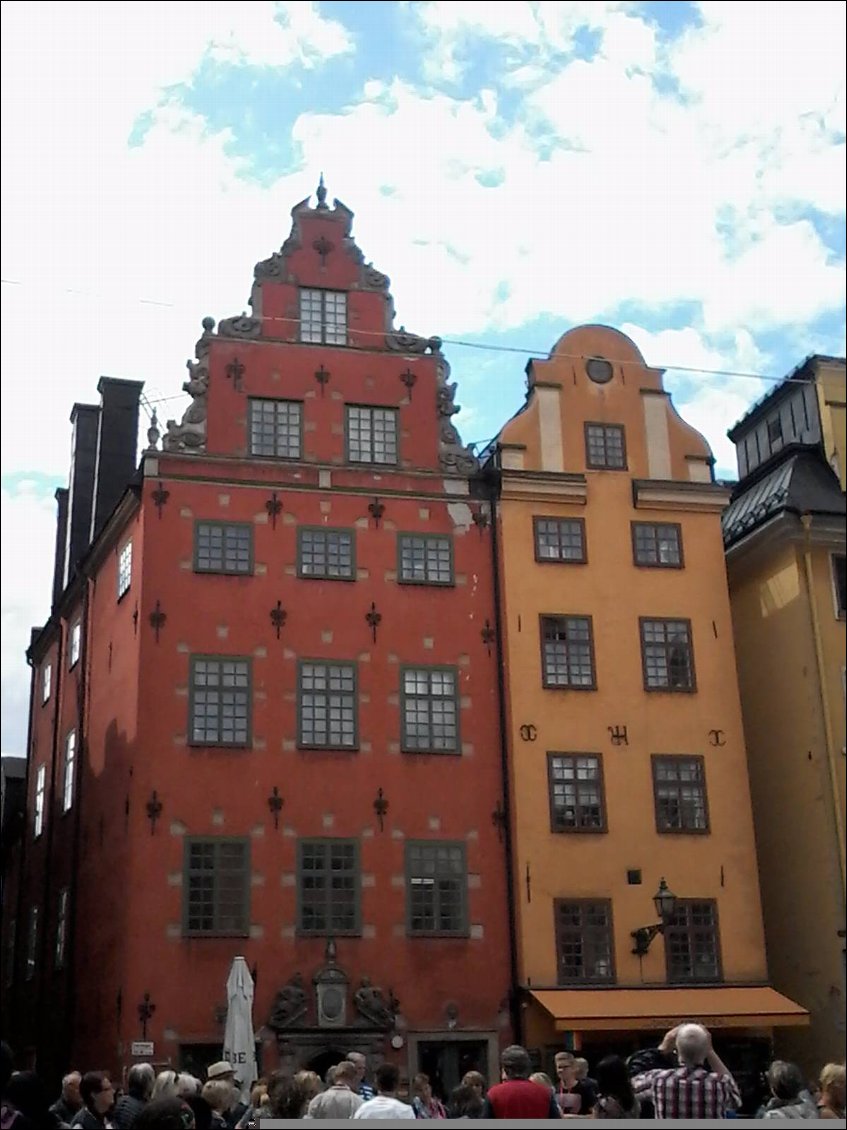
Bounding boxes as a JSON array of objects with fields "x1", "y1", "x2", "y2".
[{"x1": 631, "y1": 878, "x2": 677, "y2": 956}]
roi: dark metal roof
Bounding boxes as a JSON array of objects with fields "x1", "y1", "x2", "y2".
[
  {"x1": 722, "y1": 447, "x2": 845, "y2": 548},
  {"x1": 727, "y1": 353, "x2": 846, "y2": 442}
]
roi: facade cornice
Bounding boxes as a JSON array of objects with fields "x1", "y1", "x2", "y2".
[
  {"x1": 725, "y1": 509, "x2": 846, "y2": 569},
  {"x1": 500, "y1": 470, "x2": 588, "y2": 505},
  {"x1": 632, "y1": 479, "x2": 729, "y2": 514}
]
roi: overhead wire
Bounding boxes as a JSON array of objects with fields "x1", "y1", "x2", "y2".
[{"x1": 1, "y1": 275, "x2": 825, "y2": 407}]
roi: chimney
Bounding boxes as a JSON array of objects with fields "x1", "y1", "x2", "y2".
[
  {"x1": 64, "y1": 403, "x2": 101, "y2": 589},
  {"x1": 51, "y1": 487, "x2": 69, "y2": 609},
  {"x1": 90, "y1": 377, "x2": 144, "y2": 541}
]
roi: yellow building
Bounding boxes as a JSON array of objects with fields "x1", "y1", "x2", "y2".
[
  {"x1": 723, "y1": 354, "x2": 846, "y2": 1075},
  {"x1": 487, "y1": 325, "x2": 806, "y2": 1085}
]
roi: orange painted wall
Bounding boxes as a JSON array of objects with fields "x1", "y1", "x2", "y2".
[{"x1": 495, "y1": 326, "x2": 768, "y2": 1000}]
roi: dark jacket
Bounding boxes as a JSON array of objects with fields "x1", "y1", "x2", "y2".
[
  {"x1": 49, "y1": 1100, "x2": 78, "y2": 1127},
  {"x1": 71, "y1": 1109, "x2": 108, "y2": 1129},
  {"x1": 112, "y1": 1095, "x2": 146, "y2": 1129}
]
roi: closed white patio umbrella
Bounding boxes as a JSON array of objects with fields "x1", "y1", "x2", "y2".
[{"x1": 223, "y1": 955, "x2": 258, "y2": 1104}]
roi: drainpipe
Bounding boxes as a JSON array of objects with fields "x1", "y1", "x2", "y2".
[
  {"x1": 799, "y1": 514, "x2": 846, "y2": 903},
  {"x1": 485, "y1": 463, "x2": 522, "y2": 1044}
]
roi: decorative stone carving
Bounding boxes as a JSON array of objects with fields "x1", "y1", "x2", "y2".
[
  {"x1": 353, "y1": 978, "x2": 397, "y2": 1029},
  {"x1": 433, "y1": 352, "x2": 478, "y2": 476},
  {"x1": 313, "y1": 939, "x2": 349, "y2": 1029},
  {"x1": 386, "y1": 327, "x2": 442, "y2": 354},
  {"x1": 268, "y1": 973, "x2": 308, "y2": 1031},
  {"x1": 362, "y1": 263, "x2": 390, "y2": 291},
  {"x1": 218, "y1": 315, "x2": 261, "y2": 339},
  {"x1": 163, "y1": 319, "x2": 214, "y2": 453},
  {"x1": 254, "y1": 252, "x2": 286, "y2": 281}
]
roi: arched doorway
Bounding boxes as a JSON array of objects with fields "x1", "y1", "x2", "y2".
[{"x1": 304, "y1": 1046, "x2": 349, "y2": 1084}]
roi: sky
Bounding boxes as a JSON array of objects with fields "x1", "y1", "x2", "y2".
[{"x1": 1, "y1": 0, "x2": 845, "y2": 759}]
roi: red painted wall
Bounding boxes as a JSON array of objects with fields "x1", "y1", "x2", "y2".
[{"x1": 9, "y1": 193, "x2": 513, "y2": 1085}]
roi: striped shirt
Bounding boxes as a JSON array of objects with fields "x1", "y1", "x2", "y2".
[{"x1": 632, "y1": 1064, "x2": 742, "y2": 1119}]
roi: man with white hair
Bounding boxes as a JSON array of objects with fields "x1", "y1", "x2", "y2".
[
  {"x1": 632, "y1": 1022, "x2": 741, "y2": 1118},
  {"x1": 50, "y1": 1072, "x2": 83, "y2": 1124}
]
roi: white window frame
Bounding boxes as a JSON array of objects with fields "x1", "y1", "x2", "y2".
[
  {"x1": 34, "y1": 764, "x2": 46, "y2": 838},
  {"x1": 63, "y1": 730, "x2": 76, "y2": 813},
  {"x1": 299, "y1": 288, "x2": 347, "y2": 345},
  {"x1": 42, "y1": 663, "x2": 52, "y2": 705},
  {"x1": 118, "y1": 541, "x2": 133, "y2": 599},
  {"x1": 55, "y1": 888, "x2": 69, "y2": 969},
  {"x1": 69, "y1": 621, "x2": 81, "y2": 668},
  {"x1": 831, "y1": 553, "x2": 846, "y2": 620}
]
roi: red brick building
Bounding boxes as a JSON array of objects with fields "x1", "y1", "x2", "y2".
[{"x1": 2, "y1": 184, "x2": 515, "y2": 1094}]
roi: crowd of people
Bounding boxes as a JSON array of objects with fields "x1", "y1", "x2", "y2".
[{"x1": 2, "y1": 1025, "x2": 845, "y2": 1126}]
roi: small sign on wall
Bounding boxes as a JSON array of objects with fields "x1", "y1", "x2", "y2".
[{"x1": 131, "y1": 1041, "x2": 155, "y2": 1057}]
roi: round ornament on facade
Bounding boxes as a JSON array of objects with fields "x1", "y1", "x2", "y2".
[
  {"x1": 390, "y1": 1034, "x2": 405, "y2": 1049},
  {"x1": 585, "y1": 356, "x2": 614, "y2": 384}
]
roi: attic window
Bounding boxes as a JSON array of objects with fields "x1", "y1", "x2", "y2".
[
  {"x1": 767, "y1": 417, "x2": 783, "y2": 448},
  {"x1": 300, "y1": 289, "x2": 347, "y2": 346}
]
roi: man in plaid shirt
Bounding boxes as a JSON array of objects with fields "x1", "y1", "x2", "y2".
[{"x1": 632, "y1": 1023, "x2": 742, "y2": 1119}]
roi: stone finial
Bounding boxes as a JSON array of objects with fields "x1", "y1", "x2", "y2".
[
  {"x1": 316, "y1": 173, "x2": 328, "y2": 210},
  {"x1": 201, "y1": 316, "x2": 216, "y2": 333},
  {"x1": 146, "y1": 409, "x2": 160, "y2": 451}
]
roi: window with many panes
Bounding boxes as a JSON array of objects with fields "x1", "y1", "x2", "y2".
[
  {"x1": 652, "y1": 755, "x2": 708, "y2": 833},
  {"x1": 585, "y1": 423, "x2": 626, "y2": 469},
  {"x1": 249, "y1": 398, "x2": 302, "y2": 459},
  {"x1": 640, "y1": 618, "x2": 695, "y2": 691},
  {"x1": 118, "y1": 541, "x2": 132, "y2": 598},
  {"x1": 194, "y1": 522, "x2": 253, "y2": 574},
  {"x1": 548, "y1": 754, "x2": 606, "y2": 832},
  {"x1": 665, "y1": 899, "x2": 721, "y2": 982},
  {"x1": 297, "y1": 839, "x2": 360, "y2": 935},
  {"x1": 69, "y1": 621, "x2": 81, "y2": 667},
  {"x1": 300, "y1": 289, "x2": 347, "y2": 345},
  {"x1": 298, "y1": 661, "x2": 357, "y2": 749},
  {"x1": 189, "y1": 657, "x2": 251, "y2": 747},
  {"x1": 401, "y1": 667, "x2": 459, "y2": 753},
  {"x1": 541, "y1": 616, "x2": 596, "y2": 689},
  {"x1": 25, "y1": 907, "x2": 38, "y2": 980},
  {"x1": 533, "y1": 518, "x2": 586, "y2": 563},
  {"x1": 554, "y1": 899, "x2": 615, "y2": 984},
  {"x1": 398, "y1": 534, "x2": 453, "y2": 585},
  {"x1": 406, "y1": 842, "x2": 467, "y2": 936},
  {"x1": 63, "y1": 730, "x2": 76, "y2": 813},
  {"x1": 832, "y1": 554, "x2": 846, "y2": 619},
  {"x1": 298, "y1": 528, "x2": 355, "y2": 580},
  {"x1": 183, "y1": 838, "x2": 250, "y2": 936},
  {"x1": 55, "y1": 888, "x2": 68, "y2": 969},
  {"x1": 346, "y1": 406, "x2": 398, "y2": 465},
  {"x1": 632, "y1": 523, "x2": 683, "y2": 568},
  {"x1": 34, "y1": 765, "x2": 46, "y2": 839},
  {"x1": 42, "y1": 664, "x2": 52, "y2": 705}
]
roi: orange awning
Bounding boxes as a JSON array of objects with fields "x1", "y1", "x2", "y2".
[{"x1": 530, "y1": 986, "x2": 809, "y2": 1031}]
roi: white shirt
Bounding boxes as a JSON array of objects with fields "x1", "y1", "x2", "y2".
[{"x1": 353, "y1": 1095, "x2": 415, "y2": 1120}]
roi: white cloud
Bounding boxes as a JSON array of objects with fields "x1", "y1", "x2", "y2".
[
  {"x1": 0, "y1": 482, "x2": 56, "y2": 756},
  {"x1": 0, "y1": 0, "x2": 844, "y2": 759}
]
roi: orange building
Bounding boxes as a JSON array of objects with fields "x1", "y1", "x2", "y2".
[{"x1": 485, "y1": 326, "x2": 806, "y2": 1096}]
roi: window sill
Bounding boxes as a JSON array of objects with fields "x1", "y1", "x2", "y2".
[
  {"x1": 193, "y1": 568, "x2": 255, "y2": 577},
  {"x1": 551, "y1": 826, "x2": 608, "y2": 835},
  {"x1": 542, "y1": 684, "x2": 597, "y2": 692},
  {"x1": 408, "y1": 931, "x2": 470, "y2": 940},
  {"x1": 297, "y1": 573, "x2": 357, "y2": 583},
  {"x1": 188, "y1": 741, "x2": 252, "y2": 750},
  {"x1": 183, "y1": 931, "x2": 250, "y2": 940},
  {"x1": 297, "y1": 929, "x2": 362, "y2": 939},
  {"x1": 643, "y1": 686, "x2": 697, "y2": 694},
  {"x1": 297, "y1": 744, "x2": 360, "y2": 753},
  {"x1": 656, "y1": 827, "x2": 710, "y2": 836},
  {"x1": 401, "y1": 747, "x2": 461, "y2": 756},
  {"x1": 397, "y1": 579, "x2": 456, "y2": 588}
]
